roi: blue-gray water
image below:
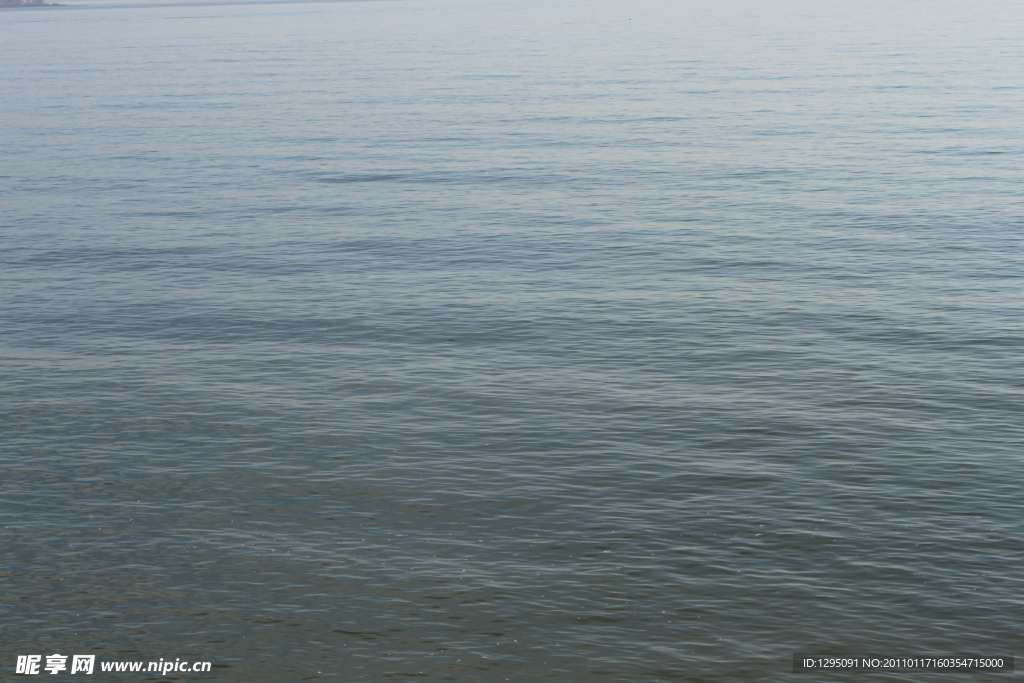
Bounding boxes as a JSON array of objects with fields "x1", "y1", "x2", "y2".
[{"x1": 2, "y1": 0, "x2": 1023, "y2": 680}]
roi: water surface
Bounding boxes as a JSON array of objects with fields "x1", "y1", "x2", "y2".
[{"x1": 2, "y1": 0, "x2": 1023, "y2": 679}]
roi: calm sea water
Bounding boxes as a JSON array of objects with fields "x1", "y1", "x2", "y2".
[{"x1": 2, "y1": 0, "x2": 1023, "y2": 680}]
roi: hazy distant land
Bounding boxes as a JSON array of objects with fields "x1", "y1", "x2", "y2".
[{"x1": 1, "y1": 0, "x2": 66, "y2": 6}]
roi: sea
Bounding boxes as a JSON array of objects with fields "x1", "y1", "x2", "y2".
[{"x1": 2, "y1": 0, "x2": 1022, "y2": 680}]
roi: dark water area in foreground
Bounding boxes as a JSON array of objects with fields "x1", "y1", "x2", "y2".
[{"x1": 2, "y1": 0, "x2": 1023, "y2": 679}]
